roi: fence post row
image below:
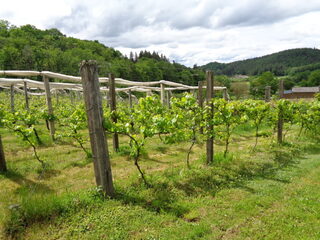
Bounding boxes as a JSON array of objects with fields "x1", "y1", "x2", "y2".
[
  {"x1": 277, "y1": 80, "x2": 284, "y2": 144},
  {"x1": 0, "y1": 135, "x2": 7, "y2": 172},
  {"x1": 109, "y1": 73, "x2": 119, "y2": 152},
  {"x1": 43, "y1": 76, "x2": 55, "y2": 140},
  {"x1": 206, "y1": 71, "x2": 214, "y2": 164},
  {"x1": 80, "y1": 60, "x2": 114, "y2": 197}
]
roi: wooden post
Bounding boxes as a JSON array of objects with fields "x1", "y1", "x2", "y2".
[
  {"x1": 198, "y1": 81, "x2": 204, "y2": 107},
  {"x1": 10, "y1": 84, "x2": 14, "y2": 112},
  {"x1": 191, "y1": 89, "x2": 196, "y2": 97},
  {"x1": 0, "y1": 135, "x2": 7, "y2": 172},
  {"x1": 76, "y1": 91, "x2": 81, "y2": 101},
  {"x1": 128, "y1": 89, "x2": 133, "y2": 108},
  {"x1": 223, "y1": 88, "x2": 229, "y2": 101},
  {"x1": 160, "y1": 83, "x2": 165, "y2": 105},
  {"x1": 70, "y1": 91, "x2": 75, "y2": 105},
  {"x1": 23, "y1": 81, "x2": 29, "y2": 110},
  {"x1": 166, "y1": 90, "x2": 171, "y2": 108},
  {"x1": 265, "y1": 86, "x2": 271, "y2": 102},
  {"x1": 279, "y1": 80, "x2": 284, "y2": 99},
  {"x1": 206, "y1": 71, "x2": 214, "y2": 164},
  {"x1": 55, "y1": 90, "x2": 59, "y2": 105},
  {"x1": 109, "y1": 73, "x2": 119, "y2": 152},
  {"x1": 104, "y1": 91, "x2": 109, "y2": 107},
  {"x1": 43, "y1": 76, "x2": 55, "y2": 140},
  {"x1": 277, "y1": 80, "x2": 284, "y2": 144},
  {"x1": 80, "y1": 60, "x2": 114, "y2": 197},
  {"x1": 198, "y1": 81, "x2": 204, "y2": 134}
]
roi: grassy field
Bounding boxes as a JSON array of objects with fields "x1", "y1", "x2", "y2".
[{"x1": 0, "y1": 120, "x2": 319, "y2": 239}]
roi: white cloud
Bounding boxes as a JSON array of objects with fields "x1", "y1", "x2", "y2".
[{"x1": 1, "y1": 0, "x2": 320, "y2": 66}]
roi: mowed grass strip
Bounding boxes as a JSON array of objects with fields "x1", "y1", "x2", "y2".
[
  {"x1": 13, "y1": 153, "x2": 320, "y2": 240},
  {"x1": 0, "y1": 120, "x2": 319, "y2": 239}
]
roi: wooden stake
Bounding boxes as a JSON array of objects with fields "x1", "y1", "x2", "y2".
[
  {"x1": 265, "y1": 86, "x2": 271, "y2": 102},
  {"x1": 128, "y1": 89, "x2": 133, "y2": 108},
  {"x1": 223, "y1": 88, "x2": 229, "y2": 101},
  {"x1": 277, "y1": 80, "x2": 284, "y2": 144},
  {"x1": 0, "y1": 135, "x2": 7, "y2": 172},
  {"x1": 55, "y1": 90, "x2": 59, "y2": 105},
  {"x1": 105, "y1": 91, "x2": 109, "y2": 107},
  {"x1": 198, "y1": 81, "x2": 204, "y2": 134},
  {"x1": 109, "y1": 73, "x2": 119, "y2": 152},
  {"x1": 206, "y1": 71, "x2": 214, "y2": 164},
  {"x1": 43, "y1": 76, "x2": 55, "y2": 140},
  {"x1": 24, "y1": 81, "x2": 29, "y2": 110},
  {"x1": 10, "y1": 84, "x2": 14, "y2": 112},
  {"x1": 70, "y1": 91, "x2": 75, "y2": 105},
  {"x1": 198, "y1": 81, "x2": 204, "y2": 108},
  {"x1": 160, "y1": 83, "x2": 165, "y2": 105},
  {"x1": 80, "y1": 60, "x2": 114, "y2": 197},
  {"x1": 166, "y1": 90, "x2": 171, "y2": 108}
]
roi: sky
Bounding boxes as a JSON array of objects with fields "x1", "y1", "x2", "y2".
[{"x1": 1, "y1": 0, "x2": 320, "y2": 67}]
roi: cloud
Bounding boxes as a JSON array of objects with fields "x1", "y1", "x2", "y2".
[
  {"x1": 53, "y1": 5, "x2": 90, "y2": 34},
  {"x1": 213, "y1": 0, "x2": 320, "y2": 28},
  {"x1": 1, "y1": 0, "x2": 320, "y2": 66}
]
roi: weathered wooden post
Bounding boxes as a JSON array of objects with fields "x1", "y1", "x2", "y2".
[
  {"x1": 198, "y1": 81, "x2": 204, "y2": 107},
  {"x1": 166, "y1": 90, "x2": 171, "y2": 108},
  {"x1": 43, "y1": 76, "x2": 55, "y2": 140},
  {"x1": 55, "y1": 90, "x2": 59, "y2": 105},
  {"x1": 265, "y1": 86, "x2": 271, "y2": 102},
  {"x1": 104, "y1": 90, "x2": 109, "y2": 107},
  {"x1": 191, "y1": 89, "x2": 196, "y2": 97},
  {"x1": 223, "y1": 88, "x2": 229, "y2": 101},
  {"x1": 277, "y1": 80, "x2": 284, "y2": 144},
  {"x1": 109, "y1": 73, "x2": 119, "y2": 152},
  {"x1": 23, "y1": 81, "x2": 30, "y2": 110},
  {"x1": 70, "y1": 91, "x2": 75, "y2": 105},
  {"x1": 80, "y1": 60, "x2": 114, "y2": 197},
  {"x1": 10, "y1": 84, "x2": 14, "y2": 112},
  {"x1": 160, "y1": 83, "x2": 165, "y2": 105},
  {"x1": 0, "y1": 135, "x2": 7, "y2": 172},
  {"x1": 198, "y1": 81, "x2": 204, "y2": 134},
  {"x1": 128, "y1": 89, "x2": 133, "y2": 108},
  {"x1": 206, "y1": 71, "x2": 214, "y2": 164}
]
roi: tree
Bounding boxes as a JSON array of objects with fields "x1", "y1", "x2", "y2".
[
  {"x1": 215, "y1": 75, "x2": 231, "y2": 89},
  {"x1": 250, "y1": 72, "x2": 277, "y2": 98},
  {"x1": 307, "y1": 70, "x2": 320, "y2": 86}
]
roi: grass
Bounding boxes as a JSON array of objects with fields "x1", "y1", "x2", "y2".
[{"x1": 0, "y1": 111, "x2": 319, "y2": 239}]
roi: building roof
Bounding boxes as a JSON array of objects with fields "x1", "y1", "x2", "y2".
[{"x1": 292, "y1": 87, "x2": 320, "y2": 93}]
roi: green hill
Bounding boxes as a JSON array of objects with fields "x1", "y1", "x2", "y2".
[
  {"x1": 202, "y1": 48, "x2": 320, "y2": 76},
  {"x1": 0, "y1": 20, "x2": 204, "y2": 85}
]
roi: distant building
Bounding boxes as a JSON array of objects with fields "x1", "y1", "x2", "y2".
[
  {"x1": 233, "y1": 74, "x2": 249, "y2": 79},
  {"x1": 284, "y1": 87, "x2": 320, "y2": 99}
]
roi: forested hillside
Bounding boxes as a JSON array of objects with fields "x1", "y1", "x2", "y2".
[
  {"x1": 0, "y1": 20, "x2": 204, "y2": 85},
  {"x1": 202, "y1": 48, "x2": 320, "y2": 76},
  {"x1": 1, "y1": 19, "x2": 320, "y2": 87}
]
